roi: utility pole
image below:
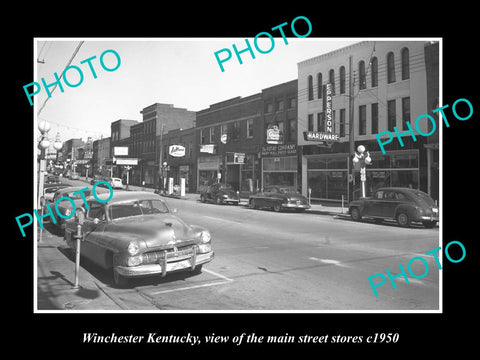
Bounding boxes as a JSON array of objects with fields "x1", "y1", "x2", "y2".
[{"x1": 348, "y1": 55, "x2": 355, "y2": 203}]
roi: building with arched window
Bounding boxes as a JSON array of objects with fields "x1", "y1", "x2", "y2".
[{"x1": 297, "y1": 40, "x2": 440, "y2": 203}]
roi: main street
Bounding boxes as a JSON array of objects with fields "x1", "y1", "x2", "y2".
[{"x1": 38, "y1": 178, "x2": 440, "y2": 311}]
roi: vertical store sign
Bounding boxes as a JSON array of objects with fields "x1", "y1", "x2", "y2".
[{"x1": 325, "y1": 83, "x2": 334, "y2": 145}]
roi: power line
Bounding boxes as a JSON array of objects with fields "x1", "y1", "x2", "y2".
[{"x1": 37, "y1": 41, "x2": 85, "y2": 116}]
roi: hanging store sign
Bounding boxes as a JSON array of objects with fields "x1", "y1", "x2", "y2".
[
  {"x1": 200, "y1": 144, "x2": 216, "y2": 154},
  {"x1": 114, "y1": 157, "x2": 138, "y2": 165},
  {"x1": 304, "y1": 83, "x2": 340, "y2": 145},
  {"x1": 114, "y1": 146, "x2": 128, "y2": 156},
  {"x1": 220, "y1": 134, "x2": 228, "y2": 144},
  {"x1": 303, "y1": 131, "x2": 340, "y2": 142},
  {"x1": 266, "y1": 124, "x2": 283, "y2": 144},
  {"x1": 169, "y1": 145, "x2": 185, "y2": 157}
]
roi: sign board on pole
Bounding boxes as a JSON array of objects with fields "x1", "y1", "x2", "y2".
[
  {"x1": 115, "y1": 158, "x2": 138, "y2": 166},
  {"x1": 114, "y1": 147, "x2": 128, "y2": 156}
]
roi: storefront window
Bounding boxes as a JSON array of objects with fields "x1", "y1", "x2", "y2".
[
  {"x1": 307, "y1": 157, "x2": 327, "y2": 169},
  {"x1": 391, "y1": 153, "x2": 418, "y2": 168},
  {"x1": 327, "y1": 157, "x2": 347, "y2": 169},
  {"x1": 264, "y1": 172, "x2": 295, "y2": 188},
  {"x1": 307, "y1": 171, "x2": 347, "y2": 200}
]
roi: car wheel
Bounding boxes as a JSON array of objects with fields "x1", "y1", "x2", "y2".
[
  {"x1": 272, "y1": 203, "x2": 282, "y2": 212},
  {"x1": 396, "y1": 212, "x2": 411, "y2": 227},
  {"x1": 422, "y1": 221, "x2": 437, "y2": 229},
  {"x1": 350, "y1": 207, "x2": 362, "y2": 221},
  {"x1": 250, "y1": 199, "x2": 257, "y2": 209},
  {"x1": 374, "y1": 218, "x2": 383, "y2": 224},
  {"x1": 215, "y1": 196, "x2": 223, "y2": 205}
]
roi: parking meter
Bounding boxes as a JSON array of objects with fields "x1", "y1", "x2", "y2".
[{"x1": 72, "y1": 207, "x2": 85, "y2": 289}]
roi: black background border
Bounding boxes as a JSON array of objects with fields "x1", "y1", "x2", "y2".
[{"x1": 7, "y1": 6, "x2": 476, "y2": 355}]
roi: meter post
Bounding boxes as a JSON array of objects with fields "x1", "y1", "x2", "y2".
[{"x1": 72, "y1": 207, "x2": 85, "y2": 289}]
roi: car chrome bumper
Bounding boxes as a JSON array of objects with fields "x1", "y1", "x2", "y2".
[
  {"x1": 282, "y1": 203, "x2": 311, "y2": 209},
  {"x1": 419, "y1": 215, "x2": 439, "y2": 221},
  {"x1": 115, "y1": 251, "x2": 215, "y2": 277}
]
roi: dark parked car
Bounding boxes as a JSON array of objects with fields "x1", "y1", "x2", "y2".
[
  {"x1": 64, "y1": 191, "x2": 214, "y2": 287},
  {"x1": 200, "y1": 183, "x2": 240, "y2": 205},
  {"x1": 42, "y1": 184, "x2": 70, "y2": 202},
  {"x1": 49, "y1": 186, "x2": 109, "y2": 230},
  {"x1": 248, "y1": 186, "x2": 310, "y2": 212},
  {"x1": 45, "y1": 174, "x2": 61, "y2": 184},
  {"x1": 348, "y1": 187, "x2": 439, "y2": 228}
]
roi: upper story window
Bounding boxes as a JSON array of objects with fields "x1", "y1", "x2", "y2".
[
  {"x1": 246, "y1": 118, "x2": 254, "y2": 138},
  {"x1": 265, "y1": 102, "x2": 273, "y2": 113},
  {"x1": 276, "y1": 99, "x2": 284, "y2": 112},
  {"x1": 308, "y1": 75, "x2": 314, "y2": 101},
  {"x1": 358, "y1": 61, "x2": 366, "y2": 90},
  {"x1": 328, "y1": 69, "x2": 335, "y2": 94},
  {"x1": 317, "y1": 73, "x2": 323, "y2": 99},
  {"x1": 401, "y1": 47, "x2": 410, "y2": 80},
  {"x1": 371, "y1": 57, "x2": 378, "y2": 87},
  {"x1": 339, "y1": 66, "x2": 346, "y2": 94},
  {"x1": 387, "y1": 52, "x2": 396, "y2": 84}
]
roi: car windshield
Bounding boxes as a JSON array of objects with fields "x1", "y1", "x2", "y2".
[
  {"x1": 109, "y1": 199, "x2": 169, "y2": 220},
  {"x1": 279, "y1": 188, "x2": 300, "y2": 194}
]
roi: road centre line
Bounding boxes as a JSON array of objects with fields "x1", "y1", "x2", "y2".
[
  {"x1": 202, "y1": 216, "x2": 243, "y2": 225},
  {"x1": 308, "y1": 257, "x2": 350, "y2": 268}
]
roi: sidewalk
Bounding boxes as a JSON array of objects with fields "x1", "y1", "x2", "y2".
[
  {"x1": 152, "y1": 190, "x2": 349, "y2": 217},
  {"x1": 83, "y1": 179, "x2": 349, "y2": 217},
  {"x1": 37, "y1": 230, "x2": 124, "y2": 311}
]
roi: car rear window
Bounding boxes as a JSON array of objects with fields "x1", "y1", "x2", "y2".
[{"x1": 411, "y1": 190, "x2": 436, "y2": 206}]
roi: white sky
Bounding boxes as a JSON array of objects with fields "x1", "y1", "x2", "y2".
[{"x1": 34, "y1": 38, "x2": 359, "y2": 144}]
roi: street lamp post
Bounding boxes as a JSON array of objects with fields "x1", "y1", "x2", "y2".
[
  {"x1": 37, "y1": 120, "x2": 51, "y2": 243},
  {"x1": 124, "y1": 165, "x2": 132, "y2": 190},
  {"x1": 161, "y1": 161, "x2": 170, "y2": 195},
  {"x1": 352, "y1": 145, "x2": 372, "y2": 199},
  {"x1": 85, "y1": 164, "x2": 90, "y2": 182}
]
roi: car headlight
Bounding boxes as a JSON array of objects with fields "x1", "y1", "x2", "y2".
[
  {"x1": 199, "y1": 230, "x2": 211, "y2": 243},
  {"x1": 127, "y1": 242, "x2": 140, "y2": 256},
  {"x1": 65, "y1": 208, "x2": 72, "y2": 216}
]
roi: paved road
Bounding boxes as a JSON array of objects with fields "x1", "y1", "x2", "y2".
[{"x1": 50, "y1": 178, "x2": 440, "y2": 311}]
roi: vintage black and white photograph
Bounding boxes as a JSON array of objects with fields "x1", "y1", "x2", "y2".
[{"x1": 32, "y1": 37, "x2": 441, "y2": 312}]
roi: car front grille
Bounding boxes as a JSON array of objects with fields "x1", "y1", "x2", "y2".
[{"x1": 142, "y1": 245, "x2": 195, "y2": 264}]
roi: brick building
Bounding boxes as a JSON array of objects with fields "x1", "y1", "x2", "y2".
[{"x1": 196, "y1": 94, "x2": 263, "y2": 193}]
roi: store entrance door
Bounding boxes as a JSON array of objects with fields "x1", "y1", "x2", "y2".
[{"x1": 227, "y1": 164, "x2": 240, "y2": 191}]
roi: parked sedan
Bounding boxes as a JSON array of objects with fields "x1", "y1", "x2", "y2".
[
  {"x1": 348, "y1": 187, "x2": 439, "y2": 228},
  {"x1": 110, "y1": 177, "x2": 125, "y2": 190},
  {"x1": 42, "y1": 184, "x2": 70, "y2": 202},
  {"x1": 45, "y1": 174, "x2": 61, "y2": 184},
  {"x1": 50, "y1": 186, "x2": 109, "y2": 230},
  {"x1": 64, "y1": 191, "x2": 214, "y2": 287},
  {"x1": 200, "y1": 183, "x2": 240, "y2": 205},
  {"x1": 248, "y1": 186, "x2": 310, "y2": 212}
]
